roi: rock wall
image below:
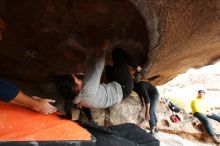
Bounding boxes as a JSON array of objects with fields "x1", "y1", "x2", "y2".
[
  {"x1": 0, "y1": 0, "x2": 220, "y2": 87},
  {"x1": 0, "y1": 0, "x2": 148, "y2": 83},
  {"x1": 131, "y1": 0, "x2": 220, "y2": 85}
]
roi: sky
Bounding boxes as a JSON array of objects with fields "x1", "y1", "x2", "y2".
[{"x1": 187, "y1": 61, "x2": 220, "y2": 74}]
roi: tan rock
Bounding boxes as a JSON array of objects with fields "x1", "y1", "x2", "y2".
[{"x1": 108, "y1": 92, "x2": 142, "y2": 125}]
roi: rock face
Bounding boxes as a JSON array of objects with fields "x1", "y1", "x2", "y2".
[
  {"x1": 90, "y1": 92, "x2": 141, "y2": 126},
  {"x1": 0, "y1": 0, "x2": 148, "y2": 83},
  {"x1": 0, "y1": 0, "x2": 220, "y2": 87},
  {"x1": 92, "y1": 92, "x2": 145, "y2": 126}
]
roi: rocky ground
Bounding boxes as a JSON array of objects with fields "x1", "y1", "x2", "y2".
[
  {"x1": 158, "y1": 61, "x2": 220, "y2": 111},
  {"x1": 155, "y1": 132, "x2": 215, "y2": 146},
  {"x1": 91, "y1": 91, "x2": 220, "y2": 145},
  {"x1": 155, "y1": 63, "x2": 220, "y2": 145}
]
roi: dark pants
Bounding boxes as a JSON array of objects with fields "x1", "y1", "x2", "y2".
[
  {"x1": 81, "y1": 107, "x2": 93, "y2": 121},
  {"x1": 149, "y1": 92, "x2": 159, "y2": 129},
  {"x1": 105, "y1": 48, "x2": 133, "y2": 99},
  {"x1": 193, "y1": 112, "x2": 220, "y2": 136},
  {"x1": 63, "y1": 100, "x2": 94, "y2": 122}
]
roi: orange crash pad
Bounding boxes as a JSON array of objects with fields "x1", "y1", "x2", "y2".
[{"x1": 0, "y1": 101, "x2": 91, "y2": 141}]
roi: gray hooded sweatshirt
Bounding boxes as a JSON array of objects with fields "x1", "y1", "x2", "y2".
[{"x1": 74, "y1": 52, "x2": 123, "y2": 108}]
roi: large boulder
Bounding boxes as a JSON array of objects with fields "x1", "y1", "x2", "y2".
[
  {"x1": 0, "y1": 0, "x2": 220, "y2": 87},
  {"x1": 91, "y1": 92, "x2": 144, "y2": 126}
]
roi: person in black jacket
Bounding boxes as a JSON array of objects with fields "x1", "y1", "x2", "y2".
[{"x1": 133, "y1": 80, "x2": 159, "y2": 134}]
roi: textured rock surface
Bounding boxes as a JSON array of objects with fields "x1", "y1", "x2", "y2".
[
  {"x1": 0, "y1": 0, "x2": 148, "y2": 83},
  {"x1": 131, "y1": 0, "x2": 220, "y2": 85},
  {"x1": 91, "y1": 92, "x2": 144, "y2": 126},
  {"x1": 0, "y1": 0, "x2": 220, "y2": 87},
  {"x1": 92, "y1": 92, "x2": 144, "y2": 126}
]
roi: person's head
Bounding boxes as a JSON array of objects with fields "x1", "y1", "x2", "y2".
[
  {"x1": 0, "y1": 16, "x2": 5, "y2": 40},
  {"x1": 71, "y1": 73, "x2": 84, "y2": 92},
  {"x1": 55, "y1": 73, "x2": 84, "y2": 100},
  {"x1": 197, "y1": 90, "x2": 205, "y2": 98}
]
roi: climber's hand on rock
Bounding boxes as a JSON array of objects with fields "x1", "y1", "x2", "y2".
[{"x1": 76, "y1": 103, "x2": 83, "y2": 109}]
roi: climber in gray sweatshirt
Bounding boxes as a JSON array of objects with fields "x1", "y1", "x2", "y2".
[{"x1": 56, "y1": 45, "x2": 133, "y2": 109}]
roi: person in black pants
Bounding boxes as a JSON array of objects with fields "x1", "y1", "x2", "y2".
[
  {"x1": 105, "y1": 48, "x2": 134, "y2": 99},
  {"x1": 133, "y1": 81, "x2": 159, "y2": 134},
  {"x1": 56, "y1": 47, "x2": 135, "y2": 121}
]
